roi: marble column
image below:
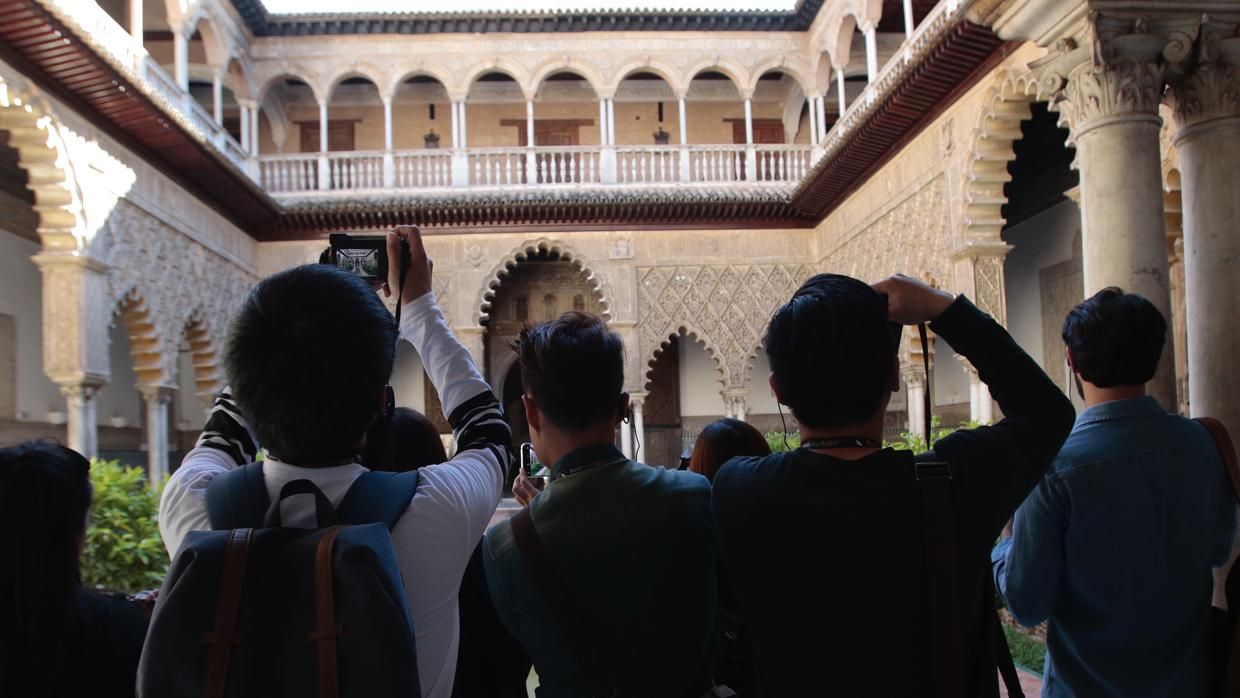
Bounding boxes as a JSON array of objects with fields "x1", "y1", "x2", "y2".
[
  {"x1": 1166, "y1": 19, "x2": 1240, "y2": 608},
  {"x1": 1034, "y1": 20, "x2": 1182, "y2": 410},
  {"x1": 677, "y1": 95, "x2": 689, "y2": 182},
  {"x1": 212, "y1": 70, "x2": 223, "y2": 124},
  {"x1": 957, "y1": 356, "x2": 981, "y2": 423},
  {"x1": 139, "y1": 385, "x2": 174, "y2": 486},
  {"x1": 525, "y1": 99, "x2": 537, "y2": 182},
  {"x1": 317, "y1": 100, "x2": 330, "y2": 190},
  {"x1": 864, "y1": 25, "x2": 879, "y2": 83},
  {"x1": 902, "y1": 366, "x2": 927, "y2": 438},
  {"x1": 129, "y1": 0, "x2": 143, "y2": 44},
  {"x1": 382, "y1": 96, "x2": 395, "y2": 188},
  {"x1": 836, "y1": 69, "x2": 848, "y2": 114},
  {"x1": 901, "y1": 0, "x2": 915, "y2": 37},
  {"x1": 172, "y1": 27, "x2": 188, "y2": 92},
  {"x1": 742, "y1": 94, "x2": 756, "y2": 180},
  {"x1": 630, "y1": 391, "x2": 648, "y2": 464},
  {"x1": 59, "y1": 381, "x2": 103, "y2": 459},
  {"x1": 247, "y1": 100, "x2": 259, "y2": 157},
  {"x1": 722, "y1": 389, "x2": 749, "y2": 423}
]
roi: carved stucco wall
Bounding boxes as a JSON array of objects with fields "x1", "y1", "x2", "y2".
[{"x1": 0, "y1": 58, "x2": 257, "y2": 397}]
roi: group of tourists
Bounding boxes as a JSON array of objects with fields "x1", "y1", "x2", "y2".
[{"x1": 1, "y1": 225, "x2": 1236, "y2": 698}]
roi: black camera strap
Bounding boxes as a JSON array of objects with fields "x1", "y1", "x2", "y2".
[
  {"x1": 392, "y1": 239, "x2": 411, "y2": 330},
  {"x1": 914, "y1": 321, "x2": 1024, "y2": 697}
]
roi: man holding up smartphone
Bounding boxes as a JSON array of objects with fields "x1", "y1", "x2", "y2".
[{"x1": 159, "y1": 226, "x2": 510, "y2": 698}]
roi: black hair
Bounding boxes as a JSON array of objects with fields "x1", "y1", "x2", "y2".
[
  {"x1": 364, "y1": 407, "x2": 448, "y2": 473},
  {"x1": 764, "y1": 273, "x2": 896, "y2": 429},
  {"x1": 514, "y1": 311, "x2": 625, "y2": 431},
  {"x1": 224, "y1": 264, "x2": 397, "y2": 462},
  {"x1": 0, "y1": 441, "x2": 92, "y2": 696},
  {"x1": 1062, "y1": 287, "x2": 1166, "y2": 388}
]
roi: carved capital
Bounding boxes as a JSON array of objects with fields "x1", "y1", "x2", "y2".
[
  {"x1": 1167, "y1": 19, "x2": 1240, "y2": 135},
  {"x1": 1030, "y1": 13, "x2": 1201, "y2": 134},
  {"x1": 138, "y1": 385, "x2": 176, "y2": 406}
]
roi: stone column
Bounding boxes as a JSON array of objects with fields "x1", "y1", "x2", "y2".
[
  {"x1": 139, "y1": 385, "x2": 174, "y2": 485},
  {"x1": 172, "y1": 27, "x2": 188, "y2": 91},
  {"x1": 59, "y1": 381, "x2": 103, "y2": 459},
  {"x1": 450, "y1": 98, "x2": 469, "y2": 187},
  {"x1": 631, "y1": 391, "x2": 648, "y2": 464},
  {"x1": 721, "y1": 389, "x2": 749, "y2": 422},
  {"x1": 620, "y1": 417, "x2": 632, "y2": 459},
  {"x1": 525, "y1": 98, "x2": 537, "y2": 182},
  {"x1": 600, "y1": 94, "x2": 617, "y2": 184},
  {"x1": 815, "y1": 94, "x2": 828, "y2": 142},
  {"x1": 902, "y1": 364, "x2": 926, "y2": 437},
  {"x1": 807, "y1": 95, "x2": 819, "y2": 146},
  {"x1": 1032, "y1": 17, "x2": 1188, "y2": 410},
  {"x1": 247, "y1": 100, "x2": 259, "y2": 157},
  {"x1": 836, "y1": 69, "x2": 848, "y2": 114},
  {"x1": 212, "y1": 69, "x2": 223, "y2": 124},
  {"x1": 677, "y1": 95, "x2": 690, "y2": 182},
  {"x1": 129, "y1": 0, "x2": 143, "y2": 44},
  {"x1": 1166, "y1": 18, "x2": 1240, "y2": 608},
  {"x1": 742, "y1": 93, "x2": 756, "y2": 180},
  {"x1": 382, "y1": 96, "x2": 395, "y2": 188},
  {"x1": 317, "y1": 100, "x2": 330, "y2": 190},
  {"x1": 864, "y1": 25, "x2": 879, "y2": 82},
  {"x1": 957, "y1": 356, "x2": 981, "y2": 422},
  {"x1": 901, "y1": 0, "x2": 915, "y2": 37}
]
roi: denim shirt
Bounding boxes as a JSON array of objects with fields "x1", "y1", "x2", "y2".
[
  {"x1": 992, "y1": 396, "x2": 1236, "y2": 697},
  {"x1": 483, "y1": 444, "x2": 716, "y2": 697}
]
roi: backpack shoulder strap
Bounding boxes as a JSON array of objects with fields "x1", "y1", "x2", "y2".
[
  {"x1": 206, "y1": 462, "x2": 269, "y2": 530},
  {"x1": 1193, "y1": 417, "x2": 1240, "y2": 697},
  {"x1": 915, "y1": 453, "x2": 966, "y2": 698},
  {"x1": 510, "y1": 507, "x2": 612, "y2": 697},
  {"x1": 336, "y1": 470, "x2": 420, "y2": 530},
  {"x1": 1196, "y1": 417, "x2": 1240, "y2": 502}
]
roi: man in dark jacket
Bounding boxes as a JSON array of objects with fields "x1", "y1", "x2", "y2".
[
  {"x1": 713, "y1": 273, "x2": 1075, "y2": 696},
  {"x1": 483, "y1": 312, "x2": 716, "y2": 697}
]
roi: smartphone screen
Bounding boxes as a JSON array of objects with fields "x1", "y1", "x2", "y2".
[{"x1": 520, "y1": 443, "x2": 547, "y2": 489}]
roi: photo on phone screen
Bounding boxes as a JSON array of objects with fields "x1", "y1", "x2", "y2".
[{"x1": 520, "y1": 442, "x2": 547, "y2": 489}]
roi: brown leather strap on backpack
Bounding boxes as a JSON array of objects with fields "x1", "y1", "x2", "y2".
[
  {"x1": 202, "y1": 527, "x2": 252, "y2": 698},
  {"x1": 310, "y1": 526, "x2": 344, "y2": 698},
  {"x1": 1195, "y1": 417, "x2": 1240, "y2": 697},
  {"x1": 511, "y1": 507, "x2": 616, "y2": 698}
]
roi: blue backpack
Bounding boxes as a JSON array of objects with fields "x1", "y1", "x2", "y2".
[{"x1": 138, "y1": 463, "x2": 422, "y2": 698}]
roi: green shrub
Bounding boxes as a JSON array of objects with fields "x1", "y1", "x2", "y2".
[
  {"x1": 80, "y1": 460, "x2": 168, "y2": 594},
  {"x1": 1002, "y1": 623, "x2": 1047, "y2": 675},
  {"x1": 764, "y1": 430, "x2": 800, "y2": 453}
]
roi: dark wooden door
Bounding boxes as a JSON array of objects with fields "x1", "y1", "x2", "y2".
[
  {"x1": 299, "y1": 120, "x2": 357, "y2": 152},
  {"x1": 730, "y1": 119, "x2": 785, "y2": 145}
]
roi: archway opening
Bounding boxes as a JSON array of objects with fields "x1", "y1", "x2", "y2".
[
  {"x1": 260, "y1": 77, "x2": 316, "y2": 155},
  {"x1": 999, "y1": 100, "x2": 1081, "y2": 403},
  {"x1": 645, "y1": 332, "x2": 724, "y2": 468},
  {"x1": 393, "y1": 75, "x2": 452, "y2": 187}
]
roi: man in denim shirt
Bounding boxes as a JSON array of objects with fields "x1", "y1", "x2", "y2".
[{"x1": 993, "y1": 288, "x2": 1237, "y2": 697}]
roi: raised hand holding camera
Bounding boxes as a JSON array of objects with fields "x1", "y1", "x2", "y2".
[
  {"x1": 386, "y1": 225, "x2": 432, "y2": 306},
  {"x1": 871, "y1": 273, "x2": 955, "y2": 325}
]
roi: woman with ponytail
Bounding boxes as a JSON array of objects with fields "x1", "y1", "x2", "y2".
[{"x1": 0, "y1": 442, "x2": 149, "y2": 698}]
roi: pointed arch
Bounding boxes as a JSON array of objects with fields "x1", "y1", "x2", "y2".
[
  {"x1": 643, "y1": 327, "x2": 725, "y2": 393},
  {"x1": 475, "y1": 239, "x2": 610, "y2": 325}
]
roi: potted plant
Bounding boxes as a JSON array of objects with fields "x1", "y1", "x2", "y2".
[
  {"x1": 424, "y1": 129, "x2": 441, "y2": 149},
  {"x1": 653, "y1": 127, "x2": 670, "y2": 145}
]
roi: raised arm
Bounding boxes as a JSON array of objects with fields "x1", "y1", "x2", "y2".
[
  {"x1": 389, "y1": 227, "x2": 510, "y2": 545},
  {"x1": 158, "y1": 390, "x2": 259, "y2": 556},
  {"x1": 923, "y1": 295, "x2": 1075, "y2": 534}
]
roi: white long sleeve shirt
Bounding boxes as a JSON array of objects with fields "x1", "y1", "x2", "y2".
[{"x1": 158, "y1": 292, "x2": 509, "y2": 698}]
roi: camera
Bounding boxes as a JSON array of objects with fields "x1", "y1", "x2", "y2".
[
  {"x1": 520, "y1": 442, "x2": 547, "y2": 491},
  {"x1": 326, "y1": 233, "x2": 389, "y2": 283}
]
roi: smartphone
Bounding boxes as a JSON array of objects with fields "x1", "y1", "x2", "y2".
[
  {"x1": 327, "y1": 233, "x2": 388, "y2": 282},
  {"x1": 520, "y1": 442, "x2": 547, "y2": 490}
]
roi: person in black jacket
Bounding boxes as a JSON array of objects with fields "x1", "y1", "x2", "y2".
[
  {"x1": 712, "y1": 273, "x2": 1075, "y2": 697},
  {"x1": 0, "y1": 442, "x2": 150, "y2": 698}
]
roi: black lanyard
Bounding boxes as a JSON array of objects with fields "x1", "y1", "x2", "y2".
[{"x1": 802, "y1": 437, "x2": 883, "y2": 450}]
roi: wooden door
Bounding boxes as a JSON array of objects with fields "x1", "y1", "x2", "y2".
[
  {"x1": 298, "y1": 120, "x2": 357, "y2": 153},
  {"x1": 516, "y1": 121, "x2": 583, "y2": 183},
  {"x1": 729, "y1": 119, "x2": 785, "y2": 145}
]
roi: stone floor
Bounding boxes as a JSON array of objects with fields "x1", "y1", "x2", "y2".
[{"x1": 1001, "y1": 668, "x2": 1044, "y2": 697}]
